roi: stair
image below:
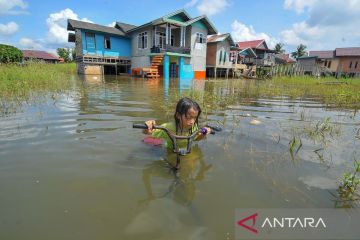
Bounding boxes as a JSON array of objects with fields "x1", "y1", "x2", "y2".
[{"x1": 146, "y1": 55, "x2": 164, "y2": 79}]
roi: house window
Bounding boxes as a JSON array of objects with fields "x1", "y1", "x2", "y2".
[
  {"x1": 355, "y1": 61, "x2": 358, "y2": 69},
  {"x1": 328, "y1": 61, "x2": 331, "y2": 68},
  {"x1": 138, "y1": 32, "x2": 148, "y2": 49},
  {"x1": 196, "y1": 32, "x2": 206, "y2": 44},
  {"x1": 349, "y1": 61, "x2": 353, "y2": 69},
  {"x1": 224, "y1": 52, "x2": 227, "y2": 64},
  {"x1": 104, "y1": 36, "x2": 111, "y2": 49},
  {"x1": 219, "y1": 51, "x2": 222, "y2": 65}
]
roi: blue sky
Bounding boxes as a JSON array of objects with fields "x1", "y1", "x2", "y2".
[{"x1": 1, "y1": 0, "x2": 359, "y2": 55}]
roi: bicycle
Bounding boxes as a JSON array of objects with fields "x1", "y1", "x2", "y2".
[{"x1": 132, "y1": 123, "x2": 221, "y2": 169}]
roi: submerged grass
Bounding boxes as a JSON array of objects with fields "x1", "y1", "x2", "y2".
[
  {"x1": 208, "y1": 76, "x2": 360, "y2": 110},
  {"x1": 0, "y1": 63, "x2": 76, "y2": 115},
  {"x1": 158, "y1": 76, "x2": 360, "y2": 120}
]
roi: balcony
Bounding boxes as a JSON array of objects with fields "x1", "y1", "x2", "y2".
[{"x1": 151, "y1": 45, "x2": 191, "y2": 55}]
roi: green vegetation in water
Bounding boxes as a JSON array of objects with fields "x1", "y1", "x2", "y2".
[
  {"x1": 334, "y1": 159, "x2": 360, "y2": 208},
  {"x1": 304, "y1": 117, "x2": 341, "y2": 145},
  {"x1": 207, "y1": 76, "x2": 360, "y2": 110},
  {"x1": 0, "y1": 62, "x2": 76, "y2": 115},
  {"x1": 288, "y1": 136, "x2": 302, "y2": 161}
]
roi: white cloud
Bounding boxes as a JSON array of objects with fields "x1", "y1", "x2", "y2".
[
  {"x1": 231, "y1": 20, "x2": 278, "y2": 48},
  {"x1": 19, "y1": 38, "x2": 43, "y2": 49},
  {"x1": 281, "y1": 0, "x2": 360, "y2": 50},
  {"x1": 283, "y1": 0, "x2": 316, "y2": 14},
  {"x1": 0, "y1": 0, "x2": 28, "y2": 15},
  {"x1": 185, "y1": 0, "x2": 198, "y2": 8},
  {"x1": 107, "y1": 21, "x2": 116, "y2": 27},
  {"x1": 0, "y1": 21, "x2": 19, "y2": 36},
  {"x1": 197, "y1": 0, "x2": 230, "y2": 16},
  {"x1": 46, "y1": 8, "x2": 93, "y2": 45}
]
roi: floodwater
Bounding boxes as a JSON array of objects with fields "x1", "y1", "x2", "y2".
[{"x1": 0, "y1": 75, "x2": 359, "y2": 240}]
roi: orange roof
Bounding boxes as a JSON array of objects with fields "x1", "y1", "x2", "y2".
[{"x1": 236, "y1": 39, "x2": 264, "y2": 49}]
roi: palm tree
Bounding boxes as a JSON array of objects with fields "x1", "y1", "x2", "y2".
[
  {"x1": 291, "y1": 44, "x2": 307, "y2": 59},
  {"x1": 274, "y1": 43, "x2": 285, "y2": 54}
]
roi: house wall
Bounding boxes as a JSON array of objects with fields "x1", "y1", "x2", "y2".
[
  {"x1": 206, "y1": 43, "x2": 217, "y2": 66},
  {"x1": 75, "y1": 29, "x2": 82, "y2": 57},
  {"x1": 77, "y1": 62, "x2": 103, "y2": 75},
  {"x1": 81, "y1": 31, "x2": 131, "y2": 57},
  {"x1": 130, "y1": 26, "x2": 153, "y2": 69},
  {"x1": 338, "y1": 56, "x2": 360, "y2": 73},
  {"x1": 319, "y1": 58, "x2": 339, "y2": 72},
  {"x1": 215, "y1": 40, "x2": 232, "y2": 68},
  {"x1": 298, "y1": 58, "x2": 317, "y2": 74},
  {"x1": 257, "y1": 42, "x2": 267, "y2": 50},
  {"x1": 190, "y1": 23, "x2": 208, "y2": 79}
]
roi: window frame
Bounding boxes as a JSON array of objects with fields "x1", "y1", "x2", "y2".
[
  {"x1": 195, "y1": 32, "x2": 206, "y2": 44},
  {"x1": 104, "y1": 36, "x2": 111, "y2": 49},
  {"x1": 137, "y1": 31, "x2": 148, "y2": 50}
]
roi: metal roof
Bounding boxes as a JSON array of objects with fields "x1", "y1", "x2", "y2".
[
  {"x1": 237, "y1": 39, "x2": 265, "y2": 49},
  {"x1": 207, "y1": 33, "x2": 235, "y2": 46},
  {"x1": 125, "y1": 10, "x2": 217, "y2": 35},
  {"x1": 335, "y1": 47, "x2": 360, "y2": 56},
  {"x1": 309, "y1": 50, "x2": 335, "y2": 59},
  {"x1": 22, "y1": 50, "x2": 59, "y2": 60},
  {"x1": 67, "y1": 19, "x2": 127, "y2": 37},
  {"x1": 115, "y1": 22, "x2": 137, "y2": 32}
]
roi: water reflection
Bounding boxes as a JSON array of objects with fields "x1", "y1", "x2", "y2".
[
  {"x1": 139, "y1": 146, "x2": 211, "y2": 206},
  {"x1": 1, "y1": 76, "x2": 360, "y2": 239}
]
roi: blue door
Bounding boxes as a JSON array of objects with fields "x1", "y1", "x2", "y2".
[{"x1": 85, "y1": 33, "x2": 96, "y2": 55}]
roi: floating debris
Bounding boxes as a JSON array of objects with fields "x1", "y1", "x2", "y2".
[{"x1": 250, "y1": 119, "x2": 261, "y2": 125}]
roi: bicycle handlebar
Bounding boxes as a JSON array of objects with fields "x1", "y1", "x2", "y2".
[{"x1": 132, "y1": 123, "x2": 221, "y2": 155}]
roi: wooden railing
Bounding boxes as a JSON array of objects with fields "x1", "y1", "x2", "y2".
[
  {"x1": 151, "y1": 45, "x2": 191, "y2": 55},
  {"x1": 76, "y1": 55, "x2": 131, "y2": 65}
]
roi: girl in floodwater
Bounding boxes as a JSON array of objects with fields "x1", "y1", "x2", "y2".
[{"x1": 143, "y1": 97, "x2": 212, "y2": 149}]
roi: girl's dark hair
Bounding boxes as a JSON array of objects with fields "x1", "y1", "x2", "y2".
[{"x1": 174, "y1": 97, "x2": 202, "y2": 134}]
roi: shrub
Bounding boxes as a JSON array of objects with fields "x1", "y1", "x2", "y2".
[{"x1": 0, "y1": 44, "x2": 23, "y2": 63}]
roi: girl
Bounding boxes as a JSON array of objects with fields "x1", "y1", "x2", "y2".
[{"x1": 144, "y1": 97, "x2": 211, "y2": 149}]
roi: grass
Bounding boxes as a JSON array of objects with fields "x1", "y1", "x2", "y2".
[
  {"x1": 156, "y1": 76, "x2": 360, "y2": 120},
  {"x1": 0, "y1": 62, "x2": 76, "y2": 115},
  {"x1": 333, "y1": 159, "x2": 360, "y2": 208}
]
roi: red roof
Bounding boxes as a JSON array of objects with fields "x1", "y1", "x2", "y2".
[
  {"x1": 236, "y1": 39, "x2": 264, "y2": 49},
  {"x1": 335, "y1": 47, "x2": 360, "y2": 56},
  {"x1": 276, "y1": 54, "x2": 295, "y2": 63},
  {"x1": 309, "y1": 50, "x2": 335, "y2": 59},
  {"x1": 22, "y1": 50, "x2": 59, "y2": 60}
]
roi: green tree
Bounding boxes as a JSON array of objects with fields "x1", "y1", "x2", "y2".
[
  {"x1": 57, "y1": 48, "x2": 71, "y2": 62},
  {"x1": 274, "y1": 43, "x2": 285, "y2": 54},
  {"x1": 71, "y1": 48, "x2": 76, "y2": 62},
  {"x1": 0, "y1": 44, "x2": 23, "y2": 63},
  {"x1": 291, "y1": 44, "x2": 307, "y2": 59}
]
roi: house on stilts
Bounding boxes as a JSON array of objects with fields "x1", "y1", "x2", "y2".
[
  {"x1": 67, "y1": 9, "x2": 217, "y2": 80},
  {"x1": 205, "y1": 33, "x2": 236, "y2": 78}
]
